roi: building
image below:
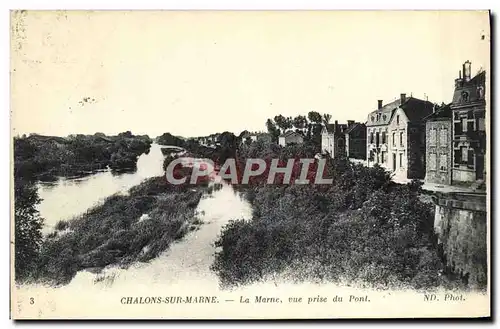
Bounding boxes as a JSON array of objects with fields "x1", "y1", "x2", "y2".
[
  {"x1": 321, "y1": 121, "x2": 348, "y2": 157},
  {"x1": 366, "y1": 93, "x2": 435, "y2": 179},
  {"x1": 278, "y1": 130, "x2": 304, "y2": 147},
  {"x1": 424, "y1": 104, "x2": 452, "y2": 185},
  {"x1": 344, "y1": 121, "x2": 367, "y2": 160},
  {"x1": 450, "y1": 61, "x2": 486, "y2": 185},
  {"x1": 321, "y1": 120, "x2": 366, "y2": 159},
  {"x1": 241, "y1": 132, "x2": 272, "y2": 145}
]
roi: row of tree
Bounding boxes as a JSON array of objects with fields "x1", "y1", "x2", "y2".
[{"x1": 265, "y1": 111, "x2": 333, "y2": 144}]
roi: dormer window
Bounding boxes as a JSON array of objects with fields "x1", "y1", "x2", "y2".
[
  {"x1": 371, "y1": 116, "x2": 374, "y2": 122},
  {"x1": 461, "y1": 91, "x2": 469, "y2": 103},
  {"x1": 477, "y1": 86, "x2": 485, "y2": 99}
]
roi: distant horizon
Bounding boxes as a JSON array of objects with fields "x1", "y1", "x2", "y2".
[{"x1": 11, "y1": 11, "x2": 490, "y2": 138}]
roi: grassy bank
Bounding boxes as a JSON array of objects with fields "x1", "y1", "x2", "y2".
[{"x1": 31, "y1": 176, "x2": 208, "y2": 285}]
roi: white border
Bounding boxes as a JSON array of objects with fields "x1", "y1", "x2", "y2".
[{"x1": 2, "y1": 1, "x2": 497, "y2": 327}]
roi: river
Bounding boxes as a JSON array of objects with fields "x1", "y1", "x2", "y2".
[
  {"x1": 37, "y1": 143, "x2": 168, "y2": 234},
  {"x1": 15, "y1": 143, "x2": 255, "y2": 317}
]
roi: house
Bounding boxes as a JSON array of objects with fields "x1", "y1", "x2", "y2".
[
  {"x1": 450, "y1": 61, "x2": 486, "y2": 185},
  {"x1": 344, "y1": 121, "x2": 367, "y2": 160},
  {"x1": 366, "y1": 93, "x2": 435, "y2": 179},
  {"x1": 321, "y1": 121, "x2": 348, "y2": 157},
  {"x1": 424, "y1": 104, "x2": 452, "y2": 185},
  {"x1": 240, "y1": 132, "x2": 272, "y2": 145},
  {"x1": 278, "y1": 131, "x2": 304, "y2": 147},
  {"x1": 321, "y1": 120, "x2": 366, "y2": 159}
]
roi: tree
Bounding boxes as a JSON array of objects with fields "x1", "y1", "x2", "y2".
[
  {"x1": 266, "y1": 119, "x2": 280, "y2": 141},
  {"x1": 293, "y1": 115, "x2": 308, "y2": 131},
  {"x1": 14, "y1": 177, "x2": 44, "y2": 281},
  {"x1": 322, "y1": 114, "x2": 332, "y2": 127},
  {"x1": 307, "y1": 111, "x2": 322, "y2": 124}
]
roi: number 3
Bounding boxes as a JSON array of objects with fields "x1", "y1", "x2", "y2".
[{"x1": 30, "y1": 297, "x2": 34, "y2": 305}]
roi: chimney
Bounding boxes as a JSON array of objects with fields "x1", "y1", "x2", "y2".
[
  {"x1": 459, "y1": 70, "x2": 462, "y2": 79},
  {"x1": 377, "y1": 100, "x2": 383, "y2": 109},
  {"x1": 334, "y1": 120, "x2": 338, "y2": 133},
  {"x1": 463, "y1": 60, "x2": 472, "y2": 81},
  {"x1": 347, "y1": 120, "x2": 354, "y2": 127},
  {"x1": 400, "y1": 93, "x2": 406, "y2": 104}
]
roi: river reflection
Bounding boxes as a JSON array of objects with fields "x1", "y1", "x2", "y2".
[{"x1": 36, "y1": 143, "x2": 167, "y2": 234}]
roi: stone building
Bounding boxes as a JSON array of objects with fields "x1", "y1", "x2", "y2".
[
  {"x1": 344, "y1": 121, "x2": 367, "y2": 160},
  {"x1": 321, "y1": 120, "x2": 348, "y2": 157},
  {"x1": 450, "y1": 61, "x2": 486, "y2": 185},
  {"x1": 424, "y1": 104, "x2": 452, "y2": 185},
  {"x1": 366, "y1": 94, "x2": 434, "y2": 179},
  {"x1": 321, "y1": 120, "x2": 366, "y2": 159}
]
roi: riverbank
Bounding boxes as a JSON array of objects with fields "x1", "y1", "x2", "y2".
[
  {"x1": 14, "y1": 133, "x2": 152, "y2": 181},
  {"x1": 29, "y1": 175, "x2": 214, "y2": 285}
]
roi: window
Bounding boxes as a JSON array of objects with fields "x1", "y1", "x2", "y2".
[
  {"x1": 454, "y1": 122, "x2": 463, "y2": 135},
  {"x1": 478, "y1": 118, "x2": 485, "y2": 131},
  {"x1": 396, "y1": 115, "x2": 400, "y2": 125},
  {"x1": 381, "y1": 151, "x2": 386, "y2": 163},
  {"x1": 392, "y1": 132, "x2": 396, "y2": 146},
  {"x1": 467, "y1": 149, "x2": 474, "y2": 169},
  {"x1": 429, "y1": 153, "x2": 437, "y2": 171},
  {"x1": 439, "y1": 128, "x2": 448, "y2": 146},
  {"x1": 376, "y1": 132, "x2": 380, "y2": 146},
  {"x1": 462, "y1": 118, "x2": 468, "y2": 132},
  {"x1": 467, "y1": 120, "x2": 474, "y2": 132},
  {"x1": 400, "y1": 132, "x2": 404, "y2": 147},
  {"x1": 439, "y1": 154, "x2": 447, "y2": 171},
  {"x1": 461, "y1": 147, "x2": 468, "y2": 163},
  {"x1": 429, "y1": 128, "x2": 437, "y2": 146},
  {"x1": 370, "y1": 132, "x2": 374, "y2": 144},
  {"x1": 399, "y1": 153, "x2": 403, "y2": 167},
  {"x1": 382, "y1": 132, "x2": 386, "y2": 144}
]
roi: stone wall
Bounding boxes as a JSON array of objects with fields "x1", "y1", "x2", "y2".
[{"x1": 433, "y1": 192, "x2": 487, "y2": 288}]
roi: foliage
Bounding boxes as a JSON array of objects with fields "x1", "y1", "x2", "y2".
[
  {"x1": 34, "y1": 176, "x2": 204, "y2": 285},
  {"x1": 14, "y1": 177, "x2": 44, "y2": 282},
  {"x1": 13, "y1": 132, "x2": 152, "y2": 180},
  {"x1": 212, "y1": 142, "x2": 464, "y2": 291}
]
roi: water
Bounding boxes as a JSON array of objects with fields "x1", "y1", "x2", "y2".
[
  {"x1": 17, "y1": 143, "x2": 254, "y2": 316},
  {"x1": 37, "y1": 143, "x2": 166, "y2": 234}
]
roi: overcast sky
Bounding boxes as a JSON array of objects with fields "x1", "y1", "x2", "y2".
[{"x1": 11, "y1": 10, "x2": 490, "y2": 138}]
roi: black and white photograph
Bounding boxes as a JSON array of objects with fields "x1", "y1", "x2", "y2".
[{"x1": 10, "y1": 10, "x2": 490, "y2": 319}]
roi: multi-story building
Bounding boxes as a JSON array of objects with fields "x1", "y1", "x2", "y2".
[
  {"x1": 450, "y1": 61, "x2": 486, "y2": 185},
  {"x1": 366, "y1": 93, "x2": 434, "y2": 179},
  {"x1": 424, "y1": 104, "x2": 452, "y2": 185},
  {"x1": 321, "y1": 120, "x2": 348, "y2": 157},
  {"x1": 344, "y1": 121, "x2": 367, "y2": 159}
]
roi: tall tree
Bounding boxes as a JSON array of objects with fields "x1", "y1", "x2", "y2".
[
  {"x1": 322, "y1": 113, "x2": 332, "y2": 126},
  {"x1": 293, "y1": 115, "x2": 308, "y2": 131},
  {"x1": 307, "y1": 111, "x2": 322, "y2": 124},
  {"x1": 14, "y1": 176, "x2": 44, "y2": 281},
  {"x1": 266, "y1": 119, "x2": 280, "y2": 141}
]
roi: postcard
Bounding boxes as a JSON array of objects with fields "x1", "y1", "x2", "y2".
[{"x1": 10, "y1": 10, "x2": 490, "y2": 319}]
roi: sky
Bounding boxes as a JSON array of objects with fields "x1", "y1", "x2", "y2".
[{"x1": 10, "y1": 10, "x2": 490, "y2": 138}]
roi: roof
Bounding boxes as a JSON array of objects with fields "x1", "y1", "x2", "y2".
[
  {"x1": 344, "y1": 122, "x2": 366, "y2": 135},
  {"x1": 399, "y1": 97, "x2": 435, "y2": 122},
  {"x1": 451, "y1": 70, "x2": 486, "y2": 107},
  {"x1": 324, "y1": 123, "x2": 348, "y2": 134},
  {"x1": 279, "y1": 130, "x2": 303, "y2": 138},
  {"x1": 367, "y1": 96, "x2": 435, "y2": 126},
  {"x1": 366, "y1": 99, "x2": 400, "y2": 126},
  {"x1": 423, "y1": 103, "x2": 452, "y2": 122}
]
